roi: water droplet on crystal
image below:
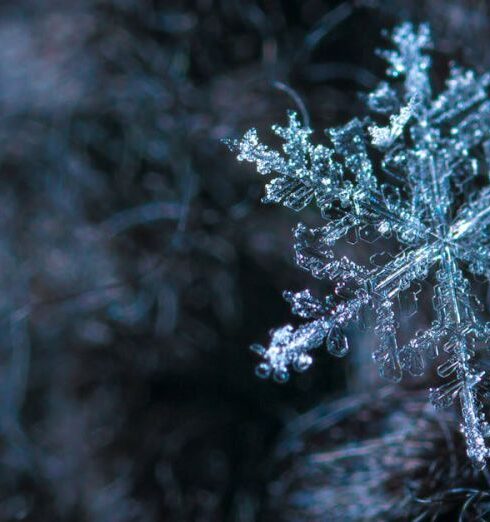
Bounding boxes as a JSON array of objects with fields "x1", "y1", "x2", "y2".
[
  {"x1": 327, "y1": 327, "x2": 349, "y2": 357},
  {"x1": 273, "y1": 369, "x2": 290, "y2": 383},
  {"x1": 380, "y1": 358, "x2": 402, "y2": 382},
  {"x1": 407, "y1": 350, "x2": 424, "y2": 376},
  {"x1": 373, "y1": 333, "x2": 402, "y2": 382},
  {"x1": 293, "y1": 353, "x2": 313, "y2": 372},
  {"x1": 255, "y1": 363, "x2": 271, "y2": 379}
]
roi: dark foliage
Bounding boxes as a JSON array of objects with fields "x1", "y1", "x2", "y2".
[{"x1": 268, "y1": 388, "x2": 490, "y2": 521}]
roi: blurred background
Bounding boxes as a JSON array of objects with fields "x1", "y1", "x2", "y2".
[{"x1": 1, "y1": 1, "x2": 490, "y2": 520}]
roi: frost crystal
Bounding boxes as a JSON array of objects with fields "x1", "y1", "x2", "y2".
[{"x1": 227, "y1": 23, "x2": 490, "y2": 468}]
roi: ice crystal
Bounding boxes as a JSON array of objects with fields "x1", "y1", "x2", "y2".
[{"x1": 227, "y1": 23, "x2": 490, "y2": 468}]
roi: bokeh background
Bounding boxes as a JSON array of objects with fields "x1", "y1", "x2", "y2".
[{"x1": 1, "y1": 1, "x2": 490, "y2": 520}]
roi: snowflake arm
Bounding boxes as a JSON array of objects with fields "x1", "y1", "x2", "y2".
[
  {"x1": 253, "y1": 240, "x2": 440, "y2": 382},
  {"x1": 377, "y1": 22, "x2": 432, "y2": 103},
  {"x1": 227, "y1": 111, "x2": 428, "y2": 244},
  {"x1": 430, "y1": 250, "x2": 489, "y2": 465}
]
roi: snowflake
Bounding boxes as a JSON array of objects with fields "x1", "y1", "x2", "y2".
[{"x1": 227, "y1": 23, "x2": 490, "y2": 467}]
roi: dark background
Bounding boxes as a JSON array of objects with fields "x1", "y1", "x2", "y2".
[{"x1": 0, "y1": 1, "x2": 490, "y2": 520}]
